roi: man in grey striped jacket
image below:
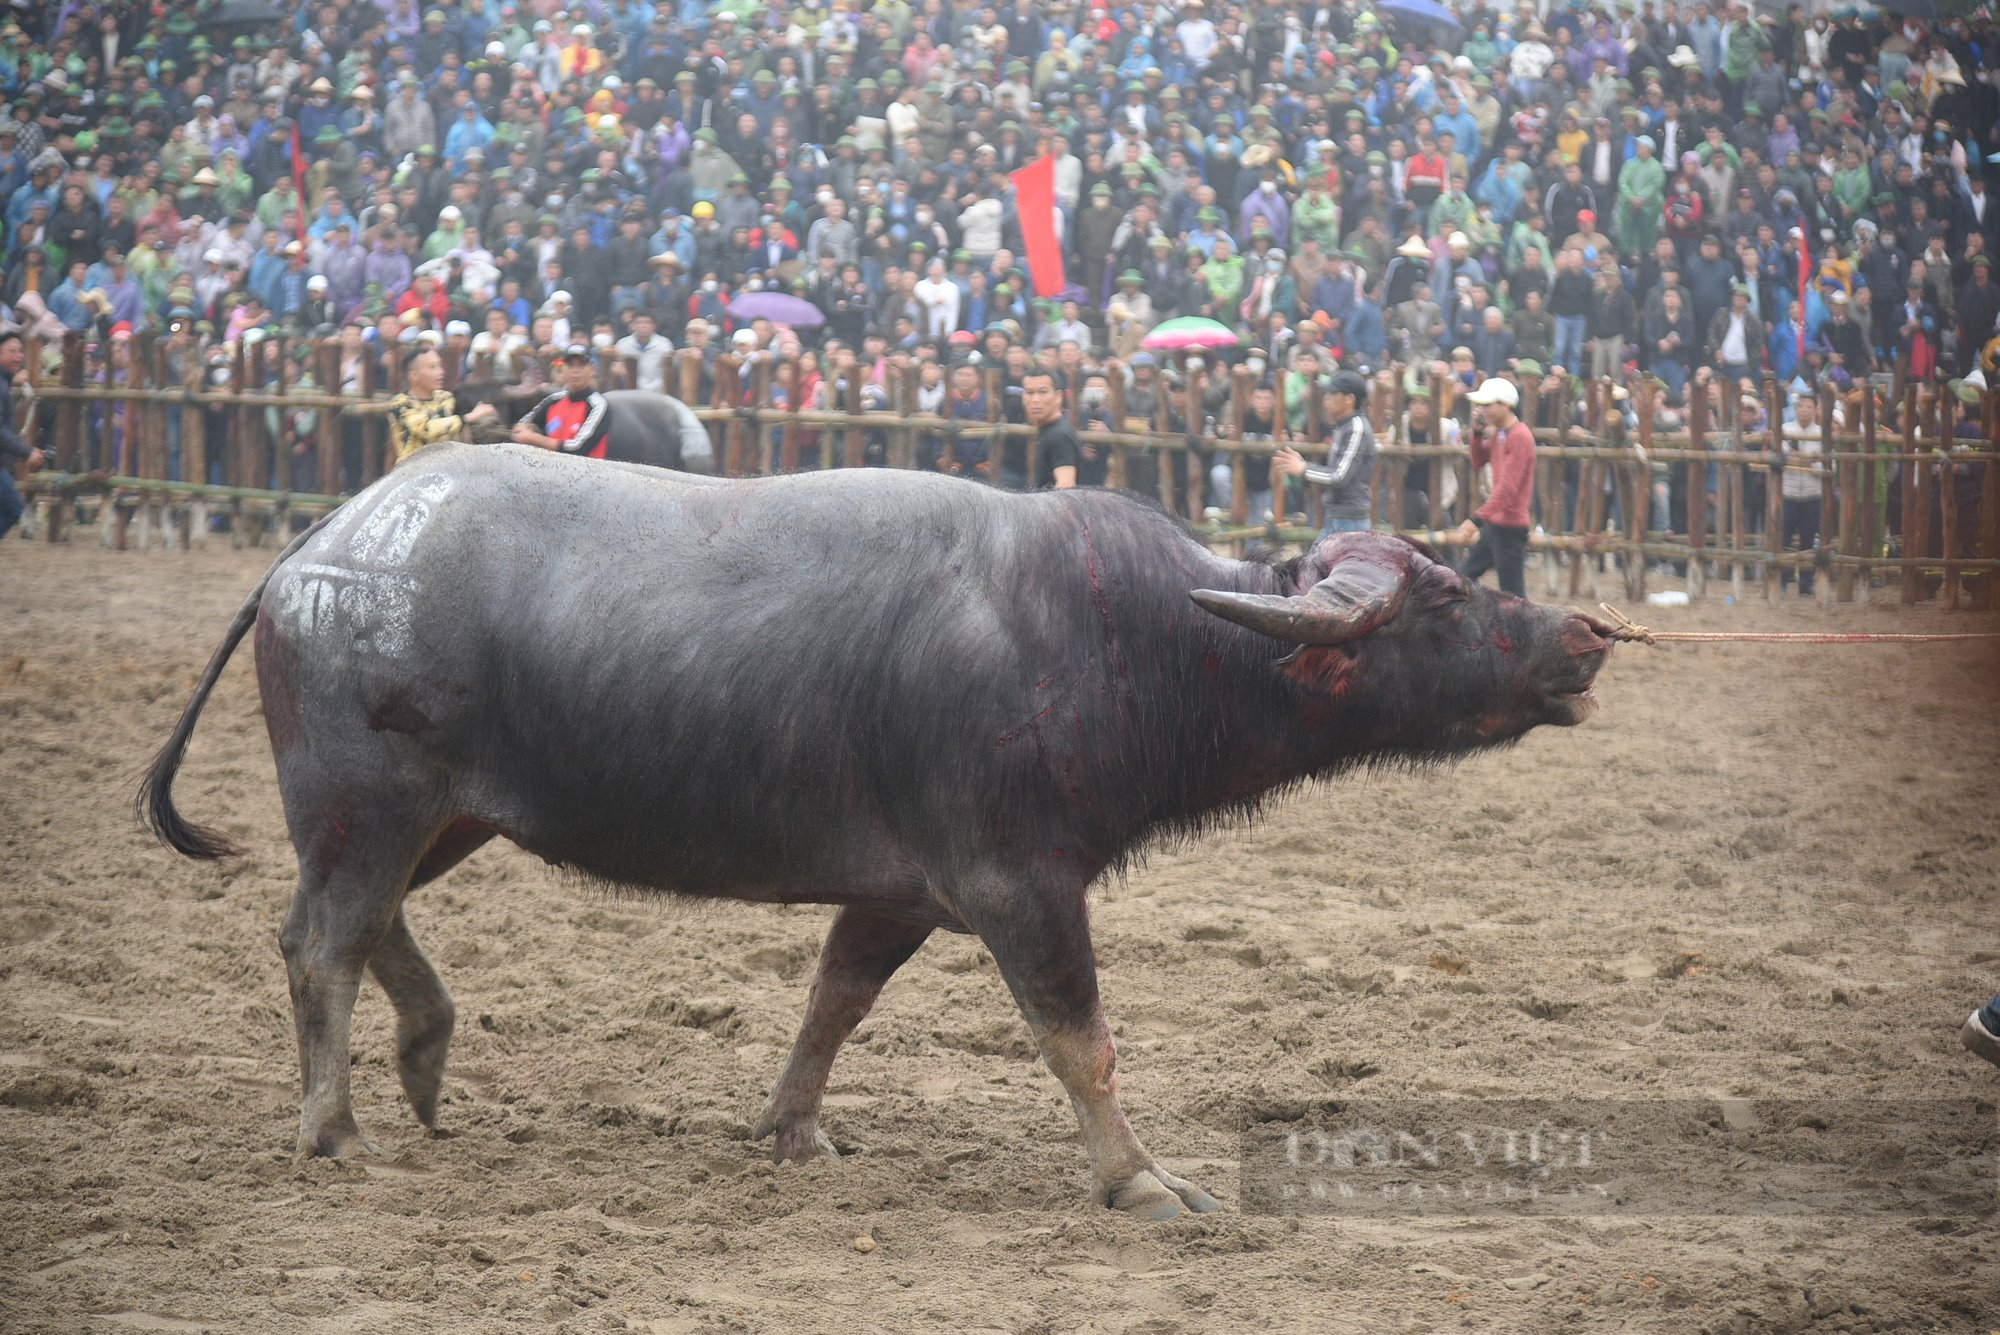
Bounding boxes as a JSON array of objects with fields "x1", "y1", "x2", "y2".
[{"x1": 1275, "y1": 370, "x2": 1376, "y2": 539}]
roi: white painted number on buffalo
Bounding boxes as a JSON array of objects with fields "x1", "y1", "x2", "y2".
[{"x1": 276, "y1": 476, "x2": 455, "y2": 658}]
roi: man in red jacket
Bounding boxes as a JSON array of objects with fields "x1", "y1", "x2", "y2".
[
  {"x1": 1455, "y1": 376, "x2": 1536, "y2": 597},
  {"x1": 513, "y1": 345, "x2": 612, "y2": 459}
]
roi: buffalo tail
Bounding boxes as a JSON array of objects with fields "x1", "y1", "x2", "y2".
[{"x1": 137, "y1": 512, "x2": 339, "y2": 860}]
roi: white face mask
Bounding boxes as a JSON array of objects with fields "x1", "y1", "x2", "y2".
[
  {"x1": 702, "y1": 278, "x2": 718, "y2": 292},
  {"x1": 817, "y1": 189, "x2": 833, "y2": 204}
]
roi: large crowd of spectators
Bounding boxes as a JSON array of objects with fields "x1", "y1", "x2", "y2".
[{"x1": 4, "y1": 0, "x2": 2000, "y2": 535}]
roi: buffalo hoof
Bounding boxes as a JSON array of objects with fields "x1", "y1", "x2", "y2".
[
  {"x1": 296, "y1": 1119, "x2": 376, "y2": 1161},
  {"x1": 1099, "y1": 1164, "x2": 1221, "y2": 1219},
  {"x1": 754, "y1": 1107, "x2": 841, "y2": 1163},
  {"x1": 1147, "y1": 1161, "x2": 1222, "y2": 1213},
  {"x1": 395, "y1": 1025, "x2": 453, "y2": 1129}
]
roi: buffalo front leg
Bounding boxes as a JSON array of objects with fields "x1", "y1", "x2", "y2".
[
  {"x1": 756, "y1": 906, "x2": 933, "y2": 1162},
  {"x1": 961, "y1": 873, "x2": 1221, "y2": 1220},
  {"x1": 367, "y1": 909, "x2": 455, "y2": 1131}
]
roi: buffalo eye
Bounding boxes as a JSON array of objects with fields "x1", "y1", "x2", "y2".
[{"x1": 1414, "y1": 568, "x2": 1470, "y2": 610}]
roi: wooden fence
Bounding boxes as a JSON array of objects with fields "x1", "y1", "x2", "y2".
[{"x1": 12, "y1": 331, "x2": 1999, "y2": 611}]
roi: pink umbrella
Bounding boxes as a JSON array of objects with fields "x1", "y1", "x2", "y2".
[{"x1": 1141, "y1": 317, "x2": 1240, "y2": 351}]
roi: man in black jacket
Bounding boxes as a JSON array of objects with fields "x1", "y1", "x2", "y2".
[
  {"x1": 1818, "y1": 289, "x2": 1875, "y2": 377},
  {"x1": 1275, "y1": 370, "x2": 1376, "y2": 537},
  {"x1": 1588, "y1": 265, "x2": 1636, "y2": 379},
  {"x1": 1955, "y1": 254, "x2": 2000, "y2": 372},
  {"x1": 0, "y1": 331, "x2": 39, "y2": 540},
  {"x1": 1544, "y1": 162, "x2": 1597, "y2": 245}
]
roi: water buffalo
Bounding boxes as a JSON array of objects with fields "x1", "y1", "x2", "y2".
[
  {"x1": 594, "y1": 389, "x2": 714, "y2": 473},
  {"x1": 142, "y1": 444, "x2": 1612, "y2": 1219},
  {"x1": 452, "y1": 386, "x2": 714, "y2": 472}
]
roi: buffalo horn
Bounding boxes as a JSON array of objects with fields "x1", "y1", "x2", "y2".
[{"x1": 1189, "y1": 587, "x2": 1399, "y2": 646}]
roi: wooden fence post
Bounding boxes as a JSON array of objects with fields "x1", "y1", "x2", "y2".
[
  {"x1": 1763, "y1": 375, "x2": 1784, "y2": 602},
  {"x1": 780, "y1": 362, "x2": 802, "y2": 473},
  {"x1": 1979, "y1": 388, "x2": 2000, "y2": 612},
  {"x1": 55, "y1": 330, "x2": 84, "y2": 477},
  {"x1": 1227, "y1": 366, "x2": 1249, "y2": 529},
  {"x1": 1686, "y1": 376, "x2": 1708, "y2": 600},
  {"x1": 1106, "y1": 372, "x2": 1128, "y2": 492},
  {"x1": 1901, "y1": 384, "x2": 1923, "y2": 605},
  {"x1": 1268, "y1": 365, "x2": 1288, "y2": 525},
  {"x1": 841, "y1": 371, "x2": 865, "y2": 470},
  {"x1": 1182, "y1": 361, "x2": 1205, "y2": 521},
  {"x1": 1940, "y1": 390, "x2": 1960, "y2": 610},
  {"x1": 1860, "y1": 385, "x2": 1880, "y2": 600},
  {"x1": 753, "y1": 357, "x2": 776, "y2": 474},
  {"x1": 1626, "y1": 378, "x2": 1654, "y2": 603},
  {"x1": 317, "y1": 337, "x2": 341, "y2": 498},
  {"x1": 983, "y1": 366, "x2": 1005, "y2": 488}
]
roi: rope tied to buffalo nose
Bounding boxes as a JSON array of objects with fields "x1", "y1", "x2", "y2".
[{"x1": 1595, "y1": 604, "x2": 2000, "y2": 647}]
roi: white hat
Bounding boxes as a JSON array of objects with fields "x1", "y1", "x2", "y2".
[
  {"x1": 203, "y1": 248, "x2": 225, "y2": 264},
  {"x1": 732, "y1": 328, "x2": 757, "y2": 345},
  {"x1": 1830, "y1": 290, "x2": 1850, "y2": 305},
  {"x1": 592, "y1": 330, "x2": 615, "y2": 349},
  {"x1": 549, "y1": 289, "x2": 572, "y2": 304},
  {"x1": 486, "y1": 40, "x2": 505, "y2": 57},
  {"x1": 602, "y1": 74, "x2": 621, "y2": 90},
  {"x1": 573, "y1": 21, "x2": 593, "y2": 34},
  {"x1": 418, "y1": 329, "x2": 444, "y2": 347},
  {"x1": 1447, "y1": 230, "x2": 1470, "y2": 249},
  {"x1": 445, "y1": 319, "x2": 471, "y2": 337},
  {"x1": 397, "y1": 326, "x2": 421, "y2": 344},
  {"x1": 1467, "y1": 377, "x2": 1520, "y2": 408},
  {"x1": 306, "y1": 274, "x2": 329, "y2": 291},
  {"x1": 439, "y1": 204, "x2": 461, "y2": 221}
]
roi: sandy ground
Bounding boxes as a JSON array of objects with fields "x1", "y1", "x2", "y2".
[{"x1": 2, "y1": 531, "x2": 1998, "y2": 1335}]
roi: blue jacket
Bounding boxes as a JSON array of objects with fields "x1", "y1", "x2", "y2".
[{"x1": 1343, "y1": 296, "x2": 1386, "y2": 364}]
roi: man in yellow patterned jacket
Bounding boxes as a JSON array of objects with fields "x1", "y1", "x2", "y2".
[{"x1": 388, "y1": 344, "x2": 498, "y2": 466}]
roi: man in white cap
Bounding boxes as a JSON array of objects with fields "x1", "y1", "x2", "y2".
[
  {"x1": 542, "y1": 289, "x2": 574, "y2": 346},
  {"x1": 1455, "y1": 376, "x2": 1536, "y2": 596},
  {"x1": 302, "y1": 272, "x2": 332, "y2": 326}
]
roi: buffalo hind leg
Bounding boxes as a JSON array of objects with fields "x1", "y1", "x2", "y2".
[
  {"x1": 367, "y1": 910, "x2": 455, "y2": 1131},
  {"x1": 279, "y1": 819, "x2": 430, "y2": 1158},
  {"x1": 960, "y1": 871, "x2": 1220, "y2": 1220},
  {"x1": 756, "y1": 906, "x2": 933, "y2": 1162}
]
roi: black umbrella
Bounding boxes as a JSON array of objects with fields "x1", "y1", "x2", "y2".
[{"x1": 206, "y1": 0, "x2": 287, "y2": 28}]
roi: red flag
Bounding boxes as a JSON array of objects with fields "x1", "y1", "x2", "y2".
[
  {"x1": 1796, "y1": 229, "x2": 1810, "y2": 363},
  {"x1": 1009, "y1": 155, "x2": 1066, "y2": 300},
  {"x1": 290, "y1": 124, "x2": 308, "y2": 239}
]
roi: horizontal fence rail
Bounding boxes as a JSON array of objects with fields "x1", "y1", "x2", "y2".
[{"x1": 10, "y1": 332, "x2": 1998, "y2": 612}]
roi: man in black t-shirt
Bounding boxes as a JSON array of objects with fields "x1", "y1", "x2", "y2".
[{"x1": 1021, "y1": 368, "x2": 1079, "y2": 490}]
